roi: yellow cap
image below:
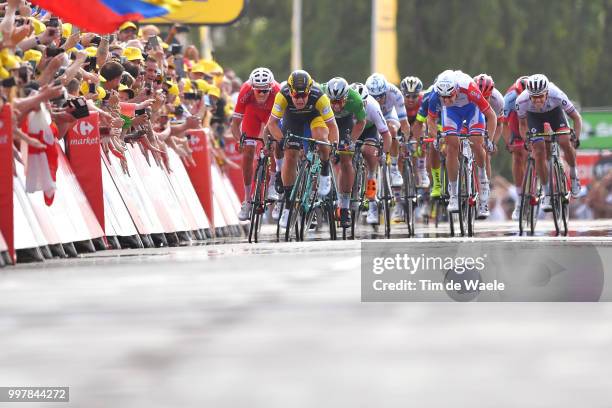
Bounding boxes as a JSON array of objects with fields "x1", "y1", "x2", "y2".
[
  {"x1": 161, "y1": 41, "x2": 169, "y2": 50},
  {"x1": 30, "y1": 18, "x2": 46, "y2": 35},
  {"x1": 118, "y1": 83, "x2": 135, "y2": 98},
  {"x1": 198, "y1": 59, "x2": 223, "y2": 75},
  {"x1": 0, "y1": 50, "x2": 20, "y2": 70},
  {"x1": 79, "y1": 82, "x2": 106, "y2": 100},
  {"x1": 23, "y1": 49, "x2": 43, "y2": 64},
  {"x1": 193, "y1": 79, "x2": 208, "y2": 92},
  {"x1": 166, "y1": 81, "x2": 179, "y2": 96},
  {"x1": 182, "y1": 78, "x2": 193, "y2": 93},
  {"x1": 119, "y1": 21, "x2": 138, "y2": 32},
  {"x1": 62, "y1": 23, "x2": 72, "y2": 38},
  {"x1": 207, "y1": 86, "x2": 221, "y2": 98},
  {"x1": 190, "y1": 63, "x2": 206, "y2": 75},
  {"x1": 85, "y1": 46, "x2": 98, "y2": 58},
  {"x1": 122, "y1": 47, "x2": 144, "y2": 62}
]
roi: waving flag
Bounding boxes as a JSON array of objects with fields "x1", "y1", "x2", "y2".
[{"x1": 29, "y1": 0, "x2": 180, "y2": 33}]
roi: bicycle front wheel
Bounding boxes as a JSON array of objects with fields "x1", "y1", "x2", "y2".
[
  {"x1": 457, "y1": 158, "x2": 469, "y2": 237},
  {"x1": 550, "y1": 159, "x2": 563, "y2": 236},
  {"x1": 381, "y1": 162, "x2": 392, "y2": 238}
]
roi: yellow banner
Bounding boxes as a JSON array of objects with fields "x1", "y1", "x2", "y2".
[
  {"x1": 144, "y1": 0, "x2": 247, "y2": 25},
  {"x1": 372, "y1": 0, "x2": 400, "y2": 84}
]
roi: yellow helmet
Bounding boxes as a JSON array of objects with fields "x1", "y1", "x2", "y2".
[{"x1": 288, "y1": 70, "x2": 313, "y2": 95}]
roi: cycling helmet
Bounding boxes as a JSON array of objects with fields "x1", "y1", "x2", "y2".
[
  {"x1": 514, "y1": 75, "x2": 529, "y2": 94},
  {"x1": 365, "y1": 73, "x2": 388, "y2": 97},
  {"x1": 434, "y1": 70, "x2": 457, "y2": 96},
  {"x1": 526, "y1": 74, "x2": 549, "y2": 96},
  {"x1": 473, "y1": 73, "x2": 495, "y2": 98},
  {"x1": 326, "y1": 77, "x2": 350, "y2": 100},
  {"x1": 249, "y1": 67, "x2": 274, "y2": 89},
  {"x1": 351, "y1": 82, "x2": 369, "y2": 101},
  {"x1": 400, "y1": 76, "x2": 423, "y2": 96},
  {"x1": 288, "y1": 69, "x2": 313, "y2": 95}
]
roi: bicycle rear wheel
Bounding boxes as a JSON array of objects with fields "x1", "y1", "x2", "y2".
[
  {"x1": 381, "y1": 162, "x2": 392, "y2": 238},
  {"x1": 403, "y1": 160, "x2": 416, "y2": 237},
  {"x1": 248, "y1": 163, "x2": 264, "y2": 243},
  {"x1": 550, "y1": 159, "x2": 563, "y2": 236},
  {"x1": 457, "y1": 158, "x2": 469, "y2": 237},
  {"x1": 518, "y1": 160, "x2": 533, "y2": 235}
]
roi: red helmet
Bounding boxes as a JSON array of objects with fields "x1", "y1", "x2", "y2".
[
  {"x1": 514, "y1": 75, "x2": 529, "y2": 94},
  {"x1": 473, "y1": 74, "x2": 495, "y2": 98}
]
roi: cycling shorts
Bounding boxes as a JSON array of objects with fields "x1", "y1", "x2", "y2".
[{"x1": 441, "y1": 104, "x2": 485, "y2": 136}]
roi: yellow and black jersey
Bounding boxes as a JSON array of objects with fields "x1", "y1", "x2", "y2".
[{"x1": 271, "y1": 83, "x2": 335, "y2": 122}]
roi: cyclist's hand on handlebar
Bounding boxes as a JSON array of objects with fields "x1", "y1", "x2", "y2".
[{"x1": 574, "y1": 137, "x2": 580, "y2": 149}]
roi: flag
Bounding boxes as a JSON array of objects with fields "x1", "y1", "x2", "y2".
[
  {"x1": 29, "y1": 0, "x2": 179, "y2": 33},
  {"x1": 371, "y1": 0, "x2": 400, "y2": 84}
]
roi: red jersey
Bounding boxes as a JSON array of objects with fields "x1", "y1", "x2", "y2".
[{"x1": 233, "y1": 81, "x2": 281, "y2": 119}]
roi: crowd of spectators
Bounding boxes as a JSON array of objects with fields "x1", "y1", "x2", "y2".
[{"x1": 1, "y1": 0, "x2": 240, "y2": 203}]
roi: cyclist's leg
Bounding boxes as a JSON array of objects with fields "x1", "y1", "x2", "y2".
[
  {"x1": 467, "y1": 108, "x2": 489, "y2": 215},
  {"x1": 550, "y1": 108, "x2": 579, "y2": 194},
  {"x1": 527, "y1": 112, "x2": 548, "y2": 189},
  {"x1": 281, "y1": 115, "x2": 305, "y2": 203},
  {"x1": 359, "y1": 127, "x2": 381, "y2": 223},
  {"x1": 441, "y1": 107, "x2": 461, "y2": 206},
  {"x1": 385, "y1": 111, "x2": 402, "y2": 187},
  {"x1": 310, "y1": 116, "x2": 333, "y2": 196},
  {"x1": 336, "y1": 116, "x2": 355, "y2": 214}
]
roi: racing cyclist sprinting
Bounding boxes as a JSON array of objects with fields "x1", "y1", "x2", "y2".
[
  {"x1": 427, "y1": 70, "x2": 497, "y2": 217},
  {"x1": 321, "y1": 77, "x2": 367, "y2": 228},
  {"x1": 231, "y1": 67, "x2": 281, "y2": 221},
  {"x1": 400, "y1": 76, "x2": 430, "y2": 189},
  {"x1": 516, "y1": 74, "x2": 582, "y2": 211},
  {"x1": 267, "y1": 70, "x2": 339, "y2": 228},
  {"x1": 351, "y1": 82, "x2": 393, "y2": 224}
]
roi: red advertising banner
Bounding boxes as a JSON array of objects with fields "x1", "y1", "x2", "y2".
[
  {"x1": 0, "y1": 104, "x2": 14, "y2": 263},
  {"x1": 185, "y1": 129, "x2": 214, "y2": 227},
  {"x1": 224, "y1": 138, "x2": 245, "y2": 202},
  {"x1": 65, "y1": 111, "x2": 104, "y2": 231}
]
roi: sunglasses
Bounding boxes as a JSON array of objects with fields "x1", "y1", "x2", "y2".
[
  {"x1": 530, "y1": 94, "x2": 546, "y2": 100},
  {"x1": 254, "y1": 88, "x2": 270, "y2": 94},
  {"x1": 404, "y1": 94, "x2": 419, "y2": 99},
  {"x1": 331, "y1": 98, "x2": 346, "y2": 105},
  {"x1": 440, "y1": 95, "x2": 454, "y2": 100},
  {"x1": 291, "y1": 91, "x2": 309, "y2": 99},
  {"x1": 373, "y1": 94, "x2": 385, "y2": 100}
]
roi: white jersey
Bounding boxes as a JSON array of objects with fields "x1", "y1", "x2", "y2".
[
  {"x1": 364, "y1": 95, "x2": 389, "y2": 134},
  {"x1": 516, "y1": 82, "x2": 576, "y2": 118},
  {"x1": 379, "y1": 83, "x2": 407, "y2": 120},
  {"x1": 489, "y1": 88, "x2": 505, "y2": 118}
]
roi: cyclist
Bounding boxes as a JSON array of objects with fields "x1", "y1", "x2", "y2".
[
  {"x1": 321, "y1": 77, "x2": 367, "y2": 227},
  {"x1": 413, "y1": 85, "x2": 443, "y2": 199},
  {"x1": 516, "y1": 74, "x2": 582, "y2": 210},
  {"x1": 503, "y1": 75, "x2": 529, "y2": 220},
  {"x1": 365, "y1": 73, "x2": 410, "y2": 189},
  {"x1": 231, "y1": 67, "x2": 281, "y2": 220},
  {"x1": 473, "y1": 73, "x2": 505, "y2": 219},
  {"x1": 400, "y1": 75, "x2": 429, "y2": 189},
  {"x1": 351, "y1": 82, "x2": 393, "y2": 225},
  {"x1": 427, "y1": 70, "x2": 497, "y2": 217},
  {"x1": 267, "y1": 70, "x2": 339, "y2": 228}
]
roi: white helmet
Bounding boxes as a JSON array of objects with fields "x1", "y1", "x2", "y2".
[
  {"x1": 400, "y1": 76, "x2": 423, "y2": 96},
  {"x1": 365, "y1": 73, "x2": 388, "y2": 98},
  {"x1": 326, "y1": 77, "x2": 350, "y2": 100},
  {"x1": 526, "y1": 74, "x2": 549, "y2": 96},
  {"x1": 351, "y1": 82, "x2": 369, "y2": 101},
  {"x1": 434, "y1": 70, "x2": 457, "y2": 96},
  {"x1": 249, "y1": 67, "x2": 274, "y2": 89}
]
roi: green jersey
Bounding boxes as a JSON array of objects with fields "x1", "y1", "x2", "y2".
[{"x1": 320, "y1": 85, "x2": 366, "y2": 121}]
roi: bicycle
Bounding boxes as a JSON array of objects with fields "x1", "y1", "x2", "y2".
[
  {"x1": 282, "y1": 133, "x2": 335, "y2": 242},
  {"x1": 455, "y1": 131, "x2": 489, "y2": 237},
  {"x1": 399, "y1": 136, "x2": 419, "y2": 237},
  {"x1": 377, "y1": 149, "x2": 394, "y2": 239},
  {"x1": 518, "y1": 136, "x2": 543, "y2": 236},
  {"x1": 523, "y1": 129, "x2": 572, "y2": 236},
  {"x1": 240, "y1": 134, "x2": 275, "y2": 243}
]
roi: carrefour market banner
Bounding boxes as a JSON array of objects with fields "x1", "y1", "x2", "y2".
[{"x1": 581, "y1": 110, "x2": 612, "y2": 150}]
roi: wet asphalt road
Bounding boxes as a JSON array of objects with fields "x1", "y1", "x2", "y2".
[{"x1": 1, "y1": 220, "x2": 612, "y2": 407}]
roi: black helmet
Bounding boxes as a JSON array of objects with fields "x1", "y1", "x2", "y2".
[{"x1": 288, "y1": 69, "x2": 313, "y2": 95}]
